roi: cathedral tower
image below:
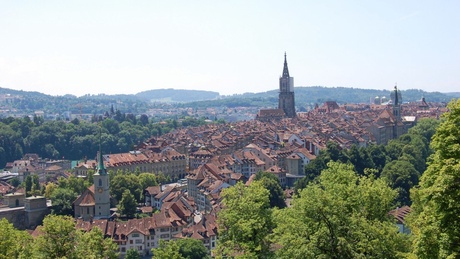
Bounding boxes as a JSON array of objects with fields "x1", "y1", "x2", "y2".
[
  {"x1": 93, "y1": 146, "x2": 110, "y2": 219},
  {"x1": 278, "y1": 53, "x2": 296, "y2": 118}
]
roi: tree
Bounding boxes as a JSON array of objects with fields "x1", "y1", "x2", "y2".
[
  {"x1": 125, "y1": 248, "x2": 141, "y2": 259},
  {"x1": 216, "y1": 181, "x2": 274, "y2": 258},
  {"x1": 75, "y1": 227, "x2": 119, "y2": 259},
  {"x1": 254, "y1": 171, "x2": 286, "y2": 208},
  {"x1": 152, "y1": 240, "x2": 184, "y2": 259},
  {"x1": 110, "y1": 173, "x2": 142, "y2": 202},
  {"x1": 118, "y1": 189, "x2": 137, "y2": 218},
  {"x1": 381, "y1": 160, "x2": 420, "y2": 206},
  {"x1": 50, "y1": 188, "x2": 78, "y2": 215},
  {"x1": 272, "y1": 162, "x2": 410, "y2": 259},
  {"x1": 0, "y1": 218, "x2": 33, "y2": 259},
  {"x1": 176, "y1": 238, "x2": 210, "y2": 259},
  {"x1": 408, "y1": 99, "x2": 460, "y2": 258},
  {"x1": 33, "y1": 215, "x2": 79, "y2": 258},
  {"x1": 24, "y1": 174, "x2": 40, "y2": 197},
  {"x1": 33, "y1": 215, "x2": 118, "y2": 259},
  {"x1": 138, "y1": 172, "x2": 159, "y2": 190}
]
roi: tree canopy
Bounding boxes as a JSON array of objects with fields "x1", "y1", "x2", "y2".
[
  {"x1": 408, "y1": 99, "x2": 460, "y2": 258},
  {"x1": 216, "y1": 181, "x2": 274, "y2": 258},
  {"x1": 272, "y1": 162, "x2": 410, "y2": 258}
]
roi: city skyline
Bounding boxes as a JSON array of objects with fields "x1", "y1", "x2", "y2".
[{"x1": 1, "y1": 1, "x2": 459, "y2": 97}]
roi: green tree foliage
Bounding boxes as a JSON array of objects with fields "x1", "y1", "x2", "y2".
[
  {"x1": 381, "y1": 160, "x2": 420, "y2": 206},
  {"x1": 125, "y1": 248, "x2": 141, "y2": 259},
  {"x1": 254, "y1": 171, "x2": 286, "y2": 208},
  {"x1": 58, "y1": 175, "x2": 91, "y2": 194},
  {"x1": 118, "y1": 189, "x2": 137, "y2": 218},
  {"x1": 33, "y1": 215, "x2": 79, "y2": 258},
  {"x1": 151, "y1": 239, "x2": 210, "y2": 259},
  {"x1": 152, "y1": 240, "x2": 184, "y2": 259},
  {"x1": 216, "y1": 181, "x2": 274, "y2": 258},
  {"x1": 75, "y1": 227, "x2": 119, "y2": 259},
  {"x1": 32, "y1": 215, "x2": 118, "y2": 259},
  {"x1": 24, "y1": 174, "x2": 40, "y2": 197},
  {"x1": 0, "y1": 218, "x2": 33, "y2": 259},
  {"x1": 272, "y1": 162, "x2": 410, "y2": 258},
  {"x1": 407, "y1": 117, "x2": 440, "y2": 147},
  {"x1": 138, "y1": 172, "x2": 159, "y2": 190},
  {"x1": 175, "y1": 238, "x2": 210, "y2": 259},
  {"x1": 110, "y1": 173, "x2": 142, "y2": 202},
  {"x1": 50, "y1": 188, "x2": 78, "y2": 215},
  {"x1": 408, "y1": 99, "x2": 460, "y2": 258}
]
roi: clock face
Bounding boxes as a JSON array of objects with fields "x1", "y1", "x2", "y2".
[{"x1": 98, "y1": 187, "x2": 103, "y2": 193}]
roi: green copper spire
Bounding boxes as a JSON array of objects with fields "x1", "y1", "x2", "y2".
[{"x1": 96, "y1": 124, "x2": 107, "y2": 175}]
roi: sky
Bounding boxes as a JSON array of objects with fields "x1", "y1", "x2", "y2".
[{"x1": 0, "y1": 1, "x2": 459, "y2": 97}]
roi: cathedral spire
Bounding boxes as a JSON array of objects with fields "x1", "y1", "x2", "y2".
[{"x1": 282, "y1": 52, "x2": 290, "y2": 78}]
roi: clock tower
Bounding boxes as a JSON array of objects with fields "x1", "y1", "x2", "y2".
[{"x1": 93, "y1": 149, "x2": 110, "y2": 219}]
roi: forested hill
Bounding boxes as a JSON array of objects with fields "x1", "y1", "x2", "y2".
[
  {"x1": 181, "y1": 86, "x2": 456, "y2": 108},
  {"x1": 135, "y1": 89, "x2": 220, "y2": 102},
  {"x1": 225, "y1": 86, "x2": 453, "y2": 104},
  {"x1": 0, "y1": 86, "x2": 455, "y2": 115}
]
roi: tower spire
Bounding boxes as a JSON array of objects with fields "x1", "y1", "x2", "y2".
[
  {"x1": 282, "y1": 52, "x2": 290, "y2": 78},
  {"x1": 97, "y1": 125, "x2": 106, "y2": 175}
]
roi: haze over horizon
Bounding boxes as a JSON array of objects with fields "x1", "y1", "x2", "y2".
[{"x1": 1, "y1": 1, "x2": 459, "y2": 97}]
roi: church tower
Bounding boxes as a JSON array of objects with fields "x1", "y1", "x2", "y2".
[
  {"x1": 93, "y1": 147, "x2": 111, "y2": 219},
  {"x1": 391, "y1": 85, "x2": 401, "y2": 120},
  {"x1": 278, "y1": 52, "x2": 296, "y2": 118}
]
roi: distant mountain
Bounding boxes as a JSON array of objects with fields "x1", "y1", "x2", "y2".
[{"x1": 136, "y1": 89, "x2": 220, "y2": 103}]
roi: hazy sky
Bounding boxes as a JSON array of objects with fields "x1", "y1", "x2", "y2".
[{"x1": 1, "y1": 1, "x2": 459, "y2": 97}]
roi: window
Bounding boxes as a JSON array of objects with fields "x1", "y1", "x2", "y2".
[
  {"x1": 132, "y1": 233, "x2": 139, "y2": 237},
  {"x1": 98, "y1": 179, "x2": 102, "y2": 186}
]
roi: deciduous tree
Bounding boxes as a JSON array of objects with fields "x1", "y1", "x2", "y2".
[
  {"x1": 272, "y1": 162, "x2": 410, "y2": 259},
  {"x1": 408, "y1": 99, "x2": 460, "y2": 258},
  {"x1": 216, "y1": 181, "x2": 273, "y2": 258}
]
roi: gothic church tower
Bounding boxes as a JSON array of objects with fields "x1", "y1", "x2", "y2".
[
  {"x1": 93, "y1": 149, "x2": 110, "y2": 219},
  {"x1": 278, "y1": 53, "x2": 296, "y2": 118}
]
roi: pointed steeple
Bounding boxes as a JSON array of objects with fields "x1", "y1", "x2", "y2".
[
  {"x1": 282, "y1": 52, "x2": 290, "y2": 78},
  {"x1": 96, "y1": 126, "x2": 107, "y2": 175},
  {"x1": 394, "y1": 85, "x2": 399, "y2": 106}
]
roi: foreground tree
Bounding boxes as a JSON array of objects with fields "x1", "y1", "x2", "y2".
[
  {"x1": 216, "y1": 181, "x2": 274, "y2": 258},
  {"x1": 32, "y1": 215, "x2": 118, "y2": 258},
  {"x1": 272, "y1": 162, "x2": 410, "y2": 259},
  {"x1": 75, "y1": 227, "x2": 119, "y2": 259},
  {"x1": 151, "y1": 239, "x2": 209, "y2": 259},
  {"x1": 152, "y1": 240, "x2": 183, "y2": 259},
  {"x1": 125, "y1": 248, "x2": 141, "y2": 259},
  {"x1": 0, "y1": 218, "x2": 33, "y2": 259},
  {"x1": 254, "y1": 171, "x2": 286, "y2": 208},
  {"x1": 33, "y1": 215, "x2": 79, "y2": 258},
  {"x1": 408, "y1": 99, "x2": 460, "y2": 258}
]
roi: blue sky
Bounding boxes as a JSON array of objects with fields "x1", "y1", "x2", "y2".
[{"x1": 1, "y1": 1, "x2": 459, "y2": 96}]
